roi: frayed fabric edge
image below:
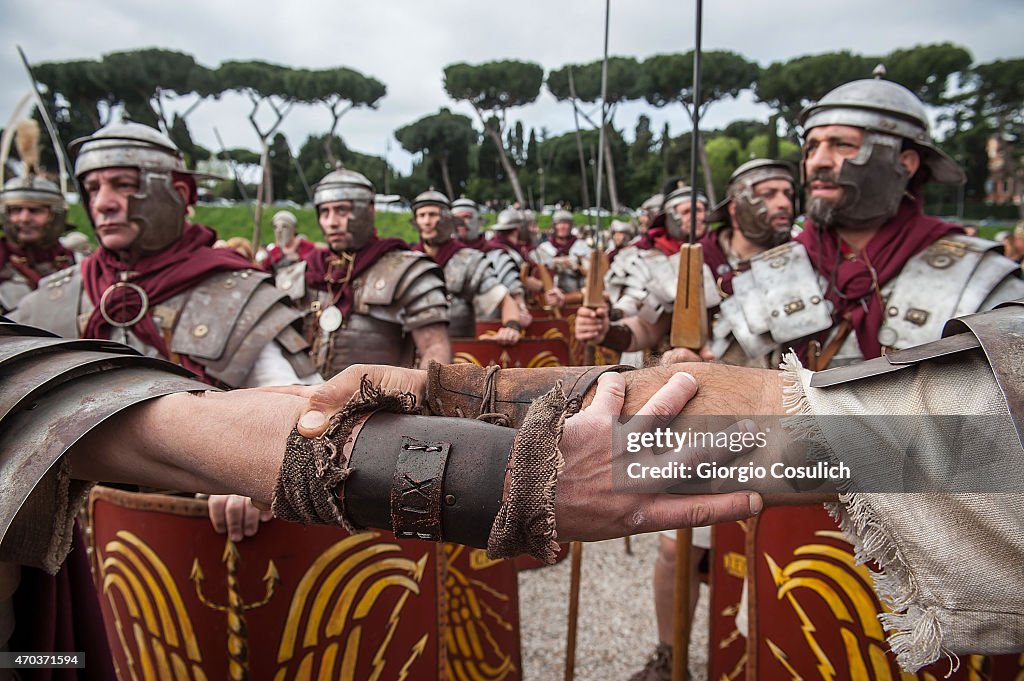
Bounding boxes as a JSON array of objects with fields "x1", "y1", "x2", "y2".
[
  {"x1": 780, "y1": 352, "x2": 953, "y2": 674},
  {"x1": 487, "y1": 381, "x2": 580, "y2": 564}
]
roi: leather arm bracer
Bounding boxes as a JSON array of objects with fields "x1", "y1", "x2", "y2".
[{"x1": 345, "y1": 412, "x2": 515, "y2": 549}]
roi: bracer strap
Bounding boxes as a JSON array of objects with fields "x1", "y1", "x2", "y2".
[{"x1": 425, "y1": 360, "x2": 629, "y2": 426}]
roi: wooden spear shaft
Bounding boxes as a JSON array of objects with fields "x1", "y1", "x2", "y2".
[
  {"x1": 564, "y1": 541, "x2": 584, "y2": 681},
  {"x1": 672, "y1": 2, "x2": 706, "y2": 681}
]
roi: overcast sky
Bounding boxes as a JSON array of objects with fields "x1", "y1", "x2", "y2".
[{"x1": 2, "y1": 0, "x2": 1022, "y2": 177}]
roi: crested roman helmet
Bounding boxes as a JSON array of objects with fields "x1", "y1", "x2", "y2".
[
  {"x1": 312, "y1": 167, "x2": 377, "y2": 251},
  {"x1": 708, "y1": 159, "x2": 796, "y2": 247},
  {"x1": 797, "y1": 66, "x2": 965, "y2": 228},
  {"x1": 1, "y1": 119, "x2": 68, "y2": 247},
  {"x1": 662, "y1": 183, "x2": 709, "y2": 241},
  {"x1": 70, "y1": 121, "x2": 220, "y2": 255}
]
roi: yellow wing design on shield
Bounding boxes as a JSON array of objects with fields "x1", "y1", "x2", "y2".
[
  {"x1": 97, "y1": 530, "x2": 208, "y2": 681},
  {"x1": 273, "y1": 532, "x2": 428, "y2": 681},
  {"x1": 444, "y1": 544, "x2": 517, "y2": 681},
  {"x1": 764, "y1": 530, "x2": 980, "y2": 681}
]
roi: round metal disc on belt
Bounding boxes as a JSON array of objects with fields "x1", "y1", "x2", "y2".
[
  {"x1": 318, "y1": 304, "x2": 343, "y2": 332},
  {"x1": 99, "y1": 281, "x2": 150, "y2": 328}
]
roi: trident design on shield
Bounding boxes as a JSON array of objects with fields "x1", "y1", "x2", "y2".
[{"x1": 191, "y1": 539, "x2": 280, "y2": 681}]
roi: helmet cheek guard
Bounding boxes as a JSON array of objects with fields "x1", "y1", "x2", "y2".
[
  {"x1": 805, "y1": 132, "x2": 910, "y2": 229},
  {"x1": 732, "y1": 187, "x2": 788, "y2": 248},
  {"x1": 346, "y1": 201, "x2": 376, "y2": 251},
  {"x1": 418, "y1": 208, "x2": 457, "y2": 246},
  {"x1": 126, "y1": 170, "x2": 187, "y2": 254},
  {"x1": 662, "y1": 189, "x2": 706, "y2": 241}
]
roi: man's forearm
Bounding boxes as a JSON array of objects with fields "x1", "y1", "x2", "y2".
[
  {"x1": 499, "y1": 293, "x2": 520, "y2": 325},
  {"x1": 412, "y1": 322, "x2": 453, "y2": 367},
  {"x1": 70, "y1": 390, "x2": 306, "y2": 504}
]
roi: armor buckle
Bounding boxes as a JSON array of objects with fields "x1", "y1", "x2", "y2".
[{"x1": 905, "y1": 308, "x2": 929, "y2": 326}]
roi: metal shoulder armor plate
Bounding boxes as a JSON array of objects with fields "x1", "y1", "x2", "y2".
[
  {"x1": 569, "y1": 239, "x2": 592, "y2": 259},
  {"x1": 810, "y1": 299, "x2": 1024, "y2": 451},
  {"x1": 8, "y1": 265, "x2": 83, "y2": 339},
  {"x1": 441, "y1": 248, "x2": 480, "y2": 298},
  {"x1": 0, "y1": 266, "x2": 34, "y2": 314},
  {"x1": 733, "y1": 242, "x2": 831, "y2": 343},
  {"x1": 714, "y1": 287, "x2": 779, "y2": 360},
  {"x1": 274, "y1": 260, "x2": 307, "y2": 302},
  {"x1": 0, "y1": 319, "x2": 207, "y2": 570},
  {"x1": 484, "y1": 249, "x2": 523, "y2": 296},
  {"x1": 622, "y1": 250, "x2": 721, "y2": 326},
  {"x1": 169, "y1": 270, "x2": 310, "y2": 387},
  {"x1": 605, "y1": 246, "x2": 641, "y2": 307},
  {"x1": 878, "y1": 235, "x2": 1024, "y2": 349},
  {"x1": 450, "y1": 248, "x2": 505, "y2": 320},
  {"x1": 529, "y1": 242, "x2": 555, "y2": 267},
  {"x1": 355, "y1": 251, "x2": 449, "y2": 330}
]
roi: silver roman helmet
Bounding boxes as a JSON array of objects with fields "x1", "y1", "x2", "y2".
[
  {"x1": 70, "y1": 121, "x2": 215, "y2": 255},
  {"x1": 313, "y1": 167, "x2": 376, "y2": 251},
  {"x1": 709, "y1": 159, "x2": 796, "y2": 248},
  {"x1": 609, "y1": 219, "x2": 633, "y2": 235},
  {"x1": 551, "y1": 209, "x2": 574, "y2": 225},
  {"x1": 411, "y1": 187, "x2": 456, "y2": 245},
  {"x1": 662, "y1": 183, "x2": 708, "y2": 241},
  {"x1": 271, "y1": 210, "x2": 298, "y2": 246},
  {"x1": 638, "y1": 193, "x2": 664, "y2": 223},
  {"x1": 411, "y1": 187, "x2": 450, "y2": 212},
  {"x1": 1, "y1": 175, "x2": 67, "y2": 247},
  {"x1": 492, "y1": 207, "x2": 524, "y2": 232},
  {"x1": 451, "y1": 197, "x2": 482, "y2": 240},
  {"x1": 798, "y1": 69, "x2": 965, "y2": 228}
]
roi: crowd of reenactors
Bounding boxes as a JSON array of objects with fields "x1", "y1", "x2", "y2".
[{"x1": 3, "y1": 70, "x2": 1024, "y2": 681}]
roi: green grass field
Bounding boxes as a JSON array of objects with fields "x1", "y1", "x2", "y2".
[
  {"x1": 66, "y1": 203, "x2": 421, "y2": 246},
  {"x1": 64, "y1": 202, "x2": 1015, "y2": 248}
]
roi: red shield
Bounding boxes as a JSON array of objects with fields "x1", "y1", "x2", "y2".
[
  {"x1": 707, "y1": 520, "x2": 750, "y2": 681},
  {"x1": 746, "y1": 505, "x2": 1023, "y2": 680},
  {"x1": 451, "y1": 338, "x2": 569, "y2": 369},
  {"x1": 89, "y1": 487, "x2": 523, "y2": 680},
  {"x1": 476, "y1": 319, "x2": 571, "y2": 345},
  {"x1": 475, "y1": 318, "x2": 618, "y2": 367}
]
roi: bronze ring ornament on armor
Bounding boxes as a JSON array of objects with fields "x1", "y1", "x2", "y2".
[{"x1": 98, "y1": 281, "x2": 150, "y2": 328}]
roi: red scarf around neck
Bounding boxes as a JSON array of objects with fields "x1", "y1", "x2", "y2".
[
  {"x1": 412, "y1": 238, "x2": 467, "y2": 268},
  {"x1": 636, "y1": 226, "x2": 684, "y2": 256},
  {"x1": 699, "y1": 229, "x2": 750, "y2": 296},
  {"x1": 549, "y1": 234, "x2": 578, "y2": 257},
  {"x1": 81, "y1": 223, "x2": 253, "y2": 379},
  {"x1": 0, "y1": 238, "x2": 75, "y2": 288},
  {"x1": 304, "y1": 236, "x2": 408, "y2": 318},
  {"x1": 484, "y1": 232, "x2": 522, "y2": 256},
  {"x1": 795, "y1": 194, "x2": 963, "y2": 360}
]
